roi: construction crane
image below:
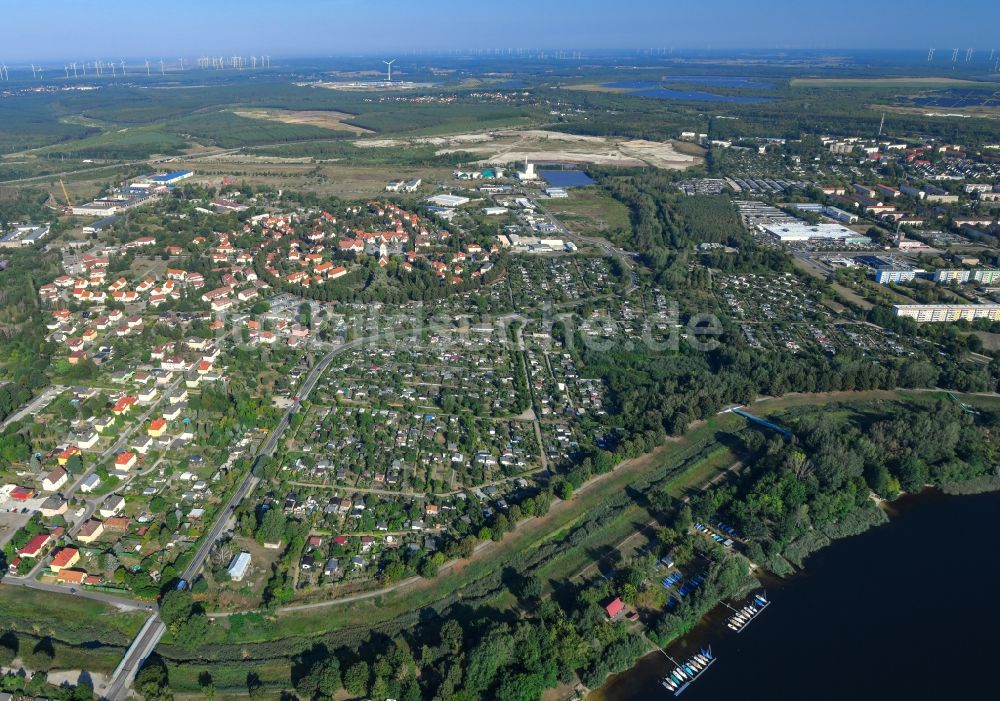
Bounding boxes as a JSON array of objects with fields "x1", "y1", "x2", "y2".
[{"x1": 59, "y1": 179, "x2": 74, "y2": 207}]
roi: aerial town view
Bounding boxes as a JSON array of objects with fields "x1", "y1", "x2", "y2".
[{"x1": 1, "y1": 1, "x2": 999, "y2": 700}]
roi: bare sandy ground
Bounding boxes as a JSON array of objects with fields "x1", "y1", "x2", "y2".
[
  {"x1": 353, "y1": 129, "x2": 701, "y2": 169},
  {"x1": 234, "y1": 109, "x2": 372, "y2": 134}
]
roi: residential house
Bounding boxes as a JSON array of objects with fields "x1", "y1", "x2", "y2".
[{"x1": 42, "y1": 467, "x2": 68, "y2": 492}]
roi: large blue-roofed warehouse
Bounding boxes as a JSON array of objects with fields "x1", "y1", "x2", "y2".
[{"x1": 150, "y1": 170, "x2": 194, "y2": 185}]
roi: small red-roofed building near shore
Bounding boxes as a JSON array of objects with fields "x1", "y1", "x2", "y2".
[{"x1": 604, "y1": 597, "x2": 625, "y2": 620}]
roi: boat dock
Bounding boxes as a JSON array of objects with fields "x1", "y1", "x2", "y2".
[
  {"x1": 660, "y1": 648, "x2": 716, "y2": 696},
  {"x1": 725, "y1": 593, "x2": 770, "y2": 634}
]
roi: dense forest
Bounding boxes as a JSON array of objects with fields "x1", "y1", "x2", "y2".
[
  {"x1": 691, "y1": 399, "x2": 1000, "y2": 573},
  {"x1": 592, "y1": 169, "x2": 791, "y2": 287}
]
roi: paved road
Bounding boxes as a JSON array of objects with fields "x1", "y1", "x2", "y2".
[
  {"x1": 0, "y1": 385, "x2": 67, "y2": 431},
  {"x1": 101, "y1": 330, "x2": 395, "y2": 700},
  {"x1": 101, "y1": 316, "x2": 569, "y2": 698},
  {"x1": 1, "y1": 577, "x2": 147, "y2": 611},
  {"x1": 102, "y1": 616, "x2": 165, "y2": 701},
  {"x1": 65, "y1": 373, "x2": 185, "y2": 501}
]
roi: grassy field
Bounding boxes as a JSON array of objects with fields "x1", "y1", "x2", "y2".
[
  {"x1": 28, "y1": 125, "x2": 189, "y2": 159},
  {"x1": 543, "y1": 188, "x2": 632, "y2": 236},
  {"x1": 749, "y1": 388, "x2": 1000, "y2": 416},
  {"x1": 0, "y1": 585, "x2": 146, "y2": 673},
  {"x1": 831, "y1": 282, "x2": 875, "y2": 310},
  {"x1": 535, "y1": 438, "x2": 741, "y2": 591}
]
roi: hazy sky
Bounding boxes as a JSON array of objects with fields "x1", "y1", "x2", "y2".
[{"x1": 4, "y1": 0, "x2": 997, "y2": 62}]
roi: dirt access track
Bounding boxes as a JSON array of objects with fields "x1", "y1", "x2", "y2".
[{"x1": 354, "y1": 128, "x2": 703, "y2": 169}]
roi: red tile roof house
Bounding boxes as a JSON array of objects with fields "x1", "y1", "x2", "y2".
[
  {"x1": 57, "y1": 569, "x2": 87, "y2": 584},
  {"x1": 604, "y1": 597, "x2": 625, "y2": 620},
  {"x1": 18, "y1": 533, "x2": 52, "y2": 558},
  {"x1": 50, "y1": 546, "x2": 80, "y2": 572}
]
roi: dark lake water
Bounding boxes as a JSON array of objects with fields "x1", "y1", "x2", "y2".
[
  {"x1": 538, "y1": 170, "x2": 596, "y2": 188},
  {"x1": 593, "y1": 490, "x2": 1000, "y2": 701},
  {"x1": 609, "y1": 77, "x2": 773, "y2": 89}
]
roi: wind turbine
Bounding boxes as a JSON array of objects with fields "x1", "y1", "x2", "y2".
[
  {"x1": 179, "y1": 58, "x2": 185, "y2": 71},
  {"x1": 30, "y1": 64, "x2": 37, "y2": 79},
  {"x1": 120, "y1": 60, "x2": 126, "y2": 76},
  {"x1": 927, "y1": 47, "x2": 935, "y2": 61},
  {"x1": 952, "y1": 48, "x2": 959, "y2": 63},
  {"x1": 71, "y1": 62, "x2": 78, "y2": 78},
  {"x1": 251, "y1": 55, "x2": 257, "y2": 70},
  {"x1": 159, "y1": 58, "x2": 165, "y2": 75},
  {"x1": 64, "y1": 65, "x2": 69, "y2": 79},
  {"x1": 383, "y1": 59, "x2": 395, "y2": 82},
  {"x1": 966, "y1": 48, "x2": 974, "y2": 62},
  {"x1": 145, "y1": 59, "x2": 150, "y2": 76}
]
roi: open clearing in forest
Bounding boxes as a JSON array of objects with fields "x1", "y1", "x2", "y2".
[
  {"x1": 233, "y1": 109, "x2": 373, "y2": 134},
  {"x1": 354, "y1": 128, "x2": 703, "y2": 169}
]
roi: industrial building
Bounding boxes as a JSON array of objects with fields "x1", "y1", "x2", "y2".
[
  {"x1": 227, "y1": 551, "x2": 252, "y2": 582},
  {"x1": 893, "y1": 304, "x2": 1000, "y2": 323},
  {"x1": 149, "y1": 170, "x2": 193, "y2": 185},
  {"x1": 761, "y1": 222, "x2": 868, "y2": 244},
  {"x1": 823, "y1": 206, "x2": 859, "y2": 224},
  {"x1": 426, "y1": 194, "x2": 469, "y2": 208},
  {"x1": 0, "y1": 224, "x2": 50, "y2": 248},
  {"x1": 71, "y1": 192, "x2": 156, "y2": 216},
  {"x1": 83, "y1": 216, "x2": 118, "y2": 234},
  {"x1": 792, "y1": 203, "x2": 860, "y2": 224}
]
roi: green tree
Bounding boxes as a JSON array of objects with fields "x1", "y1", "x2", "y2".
[
  {"x1": 343, "y1": 661, "x2": 370, "y2": 696},
  {"x1": 257, "y1": 507, "x2": 287, "y2": 544},
  {"x1": 314, "y1": 658, "x2": 342, "y2": 697},
  {"x1": 159, "y1": 589, "x2": 194, "y2": 628},
  {"x1": 135, "y1": 657, "x2": 173, "y2": 701}
]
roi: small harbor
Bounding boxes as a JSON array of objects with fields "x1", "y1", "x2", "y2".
[{"x1": 724, "y1": 592, "x2": 770, "y2": 633}]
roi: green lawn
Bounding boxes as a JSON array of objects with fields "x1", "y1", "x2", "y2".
[
  {"x1": 544, "y1": 187, "x2": 632, "y2": 237},
  {"x1": 535, "y1": 441, "x2": 741, "y2": 590},
  {"x1": 0, "y1": 585, "x2": 146, "y2": 673}
]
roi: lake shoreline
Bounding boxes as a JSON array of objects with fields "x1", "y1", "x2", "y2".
[{"x1": 590, "y1": 485, "x2": 1000, "y2": 701}]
